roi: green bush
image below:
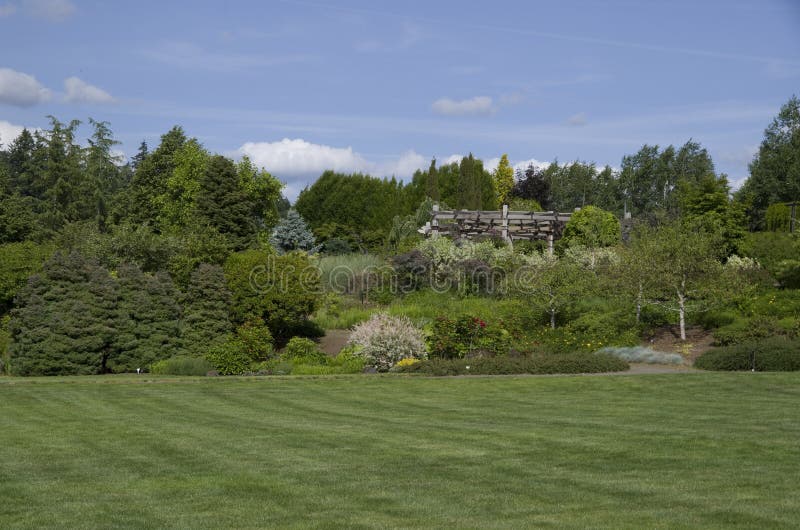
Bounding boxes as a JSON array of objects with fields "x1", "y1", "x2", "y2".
[
  {"x1": 150, "y1": 356, "x2": 213, "y2": 376},
  {"x1": 282, "y1": 337, "x2": 326, "y2": 365},
  {"x1": 714, "y1": 316, "x2": 783, "y2": 346},
  {"x1": 393, "y1": 352, "x2": 628, "y2": 376},
  {"x1": 561, "y1": 206, "x2": 621, "y2": 248},
  {"x1": 205, "y1": 342, "x2": 255, "y2": 375},
  {"x1": 429, "y1": 315, "x2": 511, "y2": 359},
  {"x1": 696, "y1": 310, "x2": 737, "y2": 330},
  {"x1": 750, "y1": 290, "x2": 800, "y2": 319},
  {"x1": 695, "y1": 337, "x2": 800, "y2": 371},
  {"x1": 774, "y1": 260, "x2": 800, "y2": 289}
]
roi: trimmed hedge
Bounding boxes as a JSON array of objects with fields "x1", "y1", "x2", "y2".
[
  {"x1": 392, "y1": 352, "x2": 628, "y2": 376},
  {"x1": 694, "y1": 337, "x2": 800, "y2": 372}
]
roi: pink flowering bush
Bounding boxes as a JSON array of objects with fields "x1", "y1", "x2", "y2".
[{"x1": 347, "y1": 313, "x2": 427, "y2": 371}]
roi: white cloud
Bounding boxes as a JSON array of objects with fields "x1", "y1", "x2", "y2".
[
  {"x1": 485, "y1": 157, "x2": 553, "y2": 174},
  {"x1": 0, "y1": 119, "x2": 26, "y2": 146},
  {"x1": 23, "y1": 0, "x2": 75, "y2": 21},
  {"x1": 63, "y1": 76, "x2": 115, "y2": 104},
  {"x1": 237, "y1": 139, "x2": 445, "y2": 200},
  {"x1": 566, "y1": 112, "x2": 588, "y2": 126},
  {"x1": 432, "y1": 96, "x2": 495, "y2": 116},
  {"x1": 0, "y1": 3, "x2": 17, "y2": 16},
  {"x1": 0, "y1": 67, "x2": 51, "y2": 106}
]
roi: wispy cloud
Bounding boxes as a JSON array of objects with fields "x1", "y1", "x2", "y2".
[
  {"x1": 0, "y1": 67, "x2": 51, "y2": 106},
  {"x1": 143, "y1": 41, "x2": 312, "y2": 72},
  {"x1": 63, "y1": 76, "x2": 115, "y2": 104},
  {"x1": 566, "y1": 112, "x2": 588, "y2": 126},
  {"x1": 432, "y1": 96, "x2": 495, "y2": 117}
]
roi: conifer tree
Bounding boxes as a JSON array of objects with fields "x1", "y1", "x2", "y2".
[
  {"x1": 195, "y1": 155, "x2": 255, "y2": 249},
  {"x1": 112, "y1": 264, "x2": 182, "y2": 372},
  {"x1": 9, "y1": 252, "x2": 120, "y2": 375},
  {"x1": 181, "y1": 263, "x2": 233, "y2": 356},
  {"x1": 270, "y1": 209, "x2": 316, "y2": 253},
  {"x1": 492, "y1": 154, "x2": 514, "y2": 206}
]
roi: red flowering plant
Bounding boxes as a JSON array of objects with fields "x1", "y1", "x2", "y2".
[{"x1": 429, "y1": 315, "x2": 511, "y2": 359}]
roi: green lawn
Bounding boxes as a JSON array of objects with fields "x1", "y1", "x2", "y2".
[{"x1": 1, "y1": 373, "x2": 799, "y2": 528}]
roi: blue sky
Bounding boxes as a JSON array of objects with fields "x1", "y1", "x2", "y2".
[{"x1": 1, "y1": 0, "x2": 798, "y2": 198}]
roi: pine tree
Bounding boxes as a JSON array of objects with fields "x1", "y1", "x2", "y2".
[
  {"x1": 270, "y1": 209, "x2": 316, "y2": 253},
  {"x1": 9, "y1": 252, "x2": 120, "y2": 375},
  {"x1": 182, "y1": 264, "x2": 233, "y2": 356},
  {"x1": 112, "y1": 263, "x2": 183, "y2": 372},
  {"x1": 195, "y1": 155, "x2": 255, "y2": 249}
]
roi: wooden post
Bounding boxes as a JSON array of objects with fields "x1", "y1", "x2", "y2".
[
  {"x1": 432, "y1": 203, "x2": 439, "y2": 237},
  {"x1": 547, "y1": 233, "x2": 554, "y2": 256},
  {"x1": 501, "y1": 204, "x2": 509, "y2": 243}
]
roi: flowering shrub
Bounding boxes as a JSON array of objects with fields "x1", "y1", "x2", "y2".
[
  {"x1": 393, "y1": 357, "x2": 420, "y2": 369},
  {"x1": 429, "y1": 315, "x2": 511, "y2": 358},
  {"x1": 347, "y1": 313, "x2": 427, "y2": 371}
]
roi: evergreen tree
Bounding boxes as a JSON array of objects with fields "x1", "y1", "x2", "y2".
[
  {"x1": 195, "y1": 155, "x2": 255, "y2": 248},
  {"x1": 182, "y1": 264, "x2": 233, "y2": 356},
  {"x1": 112, "y1": 264, "x2": 182, "y2": 372},
  {"x1": 492, "y1": 154, "x2": 514, "y2": 206},
  {"x1": 426, "y1": 158, "x2": 440, "y2": 201},
  {"x1": 9, "y1": 252, "x2": 120, "y2": 375},
  {"x1": 270, "y1": 209, "x2": 316, "y2": 253}
]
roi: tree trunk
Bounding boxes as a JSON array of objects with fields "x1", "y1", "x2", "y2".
[
  {"x1": 678, "y1": 278, "x2": 686, "y2": 341},
  {"x1": 550, "y1": 308, "x2": 556, "y2": 329},
  {"x1": 636, "y1": 281, "x2": 643, "y2": 324}
]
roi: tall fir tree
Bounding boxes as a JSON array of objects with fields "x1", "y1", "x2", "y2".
[
  {"x1": 195, "y1": 155, "x2": 255, "y2": 249},
  {"x1": 112, "y1": 263, "x2": 183, "y2": 372},
  {"x1": 9, "y1": 252, "x2": 121, "y2": 375},
  {"x1": 182, "y1": 264, "x2": 233, "y2": 357}
]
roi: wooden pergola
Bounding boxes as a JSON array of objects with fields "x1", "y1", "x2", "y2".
[{"x1": 420, "y1": 204, "x2": 575, "y2": 254}]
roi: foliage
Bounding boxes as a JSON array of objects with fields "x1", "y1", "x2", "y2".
[
  {"x1": 205, "y1": 341, "x2": 255, "y2": 375},
  {"x1": 561, "y1": 206, "x2": 620, "y2": 248},
  {"x1": 0, "y1": 241, "x2": 54, "y2": 313},
  {"x1": 492, "y1": 154, "x2": 515, "y2": 205},
  {"x1": 316, "y1": 253, "x2": 388, "y2": 295},
  {"x1": 765, "y1": 203, "x2": 791, "y2": 232},
  {"x1": 224, "y1": 249, "x2": 320, "y2": 340},
  {"x1": 429, "y1": 315, "x2": 511, "y2": 358},
  {"x1": 596, "y1": 346, "x2": 684, "y2": 365},
  {"x1": 270, "y1": 209, "x2": 317, "y2": 253},
  {"x1": 774, "y1": 259, "x2": 800, "y2": 289},
  {"x1": 694, "y1": 337, "x2": 800, "y2": 371},
  {"x1": 511, "y1": 163, "x2": 551, "y2": 210},
  {"x1": 195, "y1": 155, "x2": 255, "y2": 249},
  {"x1": 8, "y1": 252, "x2": 121, "y2": 375},
  {"x1": 111, "y1": 264, "x2": 183, "y2": 373},
  {"x1": 281, "y1": 337, "x2": 326, "y2": 365},
  {"x1": 738, "y1": 232, "x2": 800, "y2": 279},
  {"x1": 347, "y1": 313, "x2": 427, "y2": 371},
  {"x1": 737, "y1": 95, "x2": 800, "y2": 228},
  {"x1": 150, "y1": 356, "x2": 213, "y2": 376},
  {"x1": 181, "y1": 264, "x2": 233, "y2": 356},
  {"x1": 713, "y1": 315, "x2": 795, "y2": 346},
  {"x1": 392, "y1": 352, "x2": 628, "y2": 375}
]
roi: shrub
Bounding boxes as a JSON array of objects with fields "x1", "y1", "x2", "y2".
[
  {"x1": 233, "y1": 319, "x2": 275, "y2": 359},
  {"x1": 150, "y1": 356, "x2": 213, "y2": 376},
  {"x1": 429, "y1": 315, "x2": 511, "y2": 359},
  {"x1": 393, "y1": 352, "x2": 628, "y2": 376},
  {"x1": 774, "y1": 259, "x2": 800, "y2": 289},
  {"x1": 392, "y1": 250, "x2": 432, "y2": 292},
  {"x1": 561, "y1": 206, "x2": 621, "y2": 248},
  {"x1": 224, "y1": 249, "x2": 321, "y2": 340},
  {"x1": 695, "y1": 337, "x2": 800, "y2": 371},
  {"x1": 282, "y1": 337, "x2": 326, "y2": 365},
  {"x1": 596, "y1": 347, "x2": 684, "y2": 365},
  {"x1": 348, "y1": 313, "x2": 427, "y2": 371},
  {"x1": 205, "y1": 342, "x2": 254, "y2": 375},
  {"x1": 713, "y1": 316, "x2": 782, "y2": 346}
]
